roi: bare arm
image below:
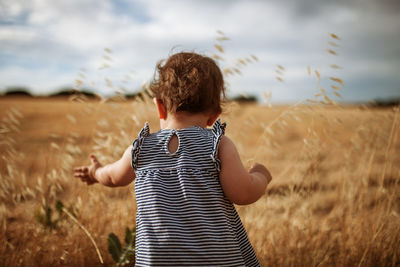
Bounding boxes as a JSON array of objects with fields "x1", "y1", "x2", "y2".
[
  {"x1": 74, "y1": 146, "x2": 135, "y2": 187},
  {"x1": 218, "y1": 136, "x2": 272, "y2": 205}
]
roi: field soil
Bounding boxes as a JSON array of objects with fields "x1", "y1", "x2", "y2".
[{"x1": 1, "y1": 97, "x2": 399, "y2": 266}]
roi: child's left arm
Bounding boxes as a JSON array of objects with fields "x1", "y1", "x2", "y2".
[{"x1": 73, "y1": 146, "x2": 135, "y2": 187}]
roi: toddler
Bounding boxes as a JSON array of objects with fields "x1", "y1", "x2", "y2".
[{"x1": 74, "y1": 52, "x2": 272, "y2": 266}]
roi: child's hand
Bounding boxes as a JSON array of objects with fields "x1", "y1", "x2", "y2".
[
  {"x1": 249, "y1": 163, "x2": 272, "y2": 184},
  {"x1": 73, "y1": 155, "x2": 102, "y2": 185}
]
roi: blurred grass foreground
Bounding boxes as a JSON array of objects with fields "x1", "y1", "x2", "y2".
[{"x1": 0, "y1": 95, "x2": 399, "y2": 266}]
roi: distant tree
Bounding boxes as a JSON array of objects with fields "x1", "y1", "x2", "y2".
[
  {"x1": 49, "y1": 88, "x2": 99, "y2": 99},
  {"x1": 230, "y1": 94, "x2": 258, "y2": 103},
  {"x1": 3, "y1": 86, "x2": 33, "y2": 97},
  {"x1": 371, "y1": 97, "x2": 400, "y2": 108},
  {"x1": 124, "y1": 90, "x2": 152, "y2": 101}
]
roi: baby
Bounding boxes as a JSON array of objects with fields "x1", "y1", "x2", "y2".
[{"x1": 74, "y1": 52, "x2": 272, "y2": 266}]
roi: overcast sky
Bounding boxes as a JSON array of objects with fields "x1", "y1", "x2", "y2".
[{"x1": 0, "y1": 0, "x2": 399, "y2": 103}]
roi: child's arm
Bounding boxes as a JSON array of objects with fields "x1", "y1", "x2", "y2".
[
  {"x1": 73, "y1": 146, "x2": 135, "y2": 187},
  {"x1": 218, "y1": 136, "x2": 272, "y2": 205}
]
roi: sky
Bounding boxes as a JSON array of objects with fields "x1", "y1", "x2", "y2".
[{"x1": 0, "y1": 0, "x2": 399, "y2": 103}]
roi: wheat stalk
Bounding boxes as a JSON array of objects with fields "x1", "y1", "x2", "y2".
[
  {"x1": 62, "y1": 207, "x2": 104, "y2": 264},
  {"x1": 379, "y1": 106, "x2": 399, "y2": 187}
]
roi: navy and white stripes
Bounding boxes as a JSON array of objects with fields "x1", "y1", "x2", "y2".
[{"x1": 132, "y1": 120, "x2": 260, "y2": 266}]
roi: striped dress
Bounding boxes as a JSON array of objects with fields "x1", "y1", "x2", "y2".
[{"x1": 131, "y1": 120, "x2": 260, "y2": 266}]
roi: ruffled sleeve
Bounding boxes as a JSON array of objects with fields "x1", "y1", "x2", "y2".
[
  {"x1": 211, "y1": 119, "x2": 227, "y2": 172},
  {"x1": 131, "y1": 122, "x2": 150, "y2": 171}
]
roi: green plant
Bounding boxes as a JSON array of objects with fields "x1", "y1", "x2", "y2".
[
  {"x1": 34, "y1": 200, "x2": 78, "y2": 229},
  {"x1": 34, "y1": 203, "x2": 55, "y2": 229},
  {"x1": 108, "y1": 227, "x2": 136, "y2": 266}
]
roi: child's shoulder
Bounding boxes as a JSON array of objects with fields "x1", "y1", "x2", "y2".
[{"x1": 217, "y1": 135, "x2": 233, "y2": 151}]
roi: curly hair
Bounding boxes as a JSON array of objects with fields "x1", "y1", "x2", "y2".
[{"x1": 150, "y1": 52, "x2": 225, "y2": 114}]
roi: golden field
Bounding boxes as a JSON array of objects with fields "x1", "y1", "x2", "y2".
[{"x1": 0, "y1": 96, "x2": 399, "y2": 266}]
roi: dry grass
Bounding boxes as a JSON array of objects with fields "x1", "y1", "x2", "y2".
[{"x1": 0, "y1": 96, "x2": 399, "y2": 266}]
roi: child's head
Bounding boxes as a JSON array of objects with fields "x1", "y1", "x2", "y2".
[{"x1": 150, "y1": 52, "x2": 225, "y2": 115}]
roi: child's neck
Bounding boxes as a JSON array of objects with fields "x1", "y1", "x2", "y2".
[{"x1": 160, "y1": 111, "x2": 210, "y2": 130}]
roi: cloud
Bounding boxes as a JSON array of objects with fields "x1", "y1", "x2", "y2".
[{"x1": 0, "y1": 0, "x2": 399, "y2": 102}]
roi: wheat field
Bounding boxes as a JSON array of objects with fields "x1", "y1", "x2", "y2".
[{"x1": 0, "y1": 96, "x2": 399, "y2": 266}]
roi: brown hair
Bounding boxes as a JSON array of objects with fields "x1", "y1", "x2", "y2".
[{"x1": 150, "y1": 52, "x2": 225, "y2": 114}]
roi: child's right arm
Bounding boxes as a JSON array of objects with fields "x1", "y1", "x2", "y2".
[
  {"x1": 73, "y1": 146, "x2": 135, "y2": 187},
  {"x1": 218, "y1": 136, "x2": 272, "y2": 205}
]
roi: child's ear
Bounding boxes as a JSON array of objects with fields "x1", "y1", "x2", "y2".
[
  {"x1": 153, "y1": 98, "x2": 167, "y2": 120},
  {"x1": 206, "y1": 112, "x2": 221, "y2": 126}
]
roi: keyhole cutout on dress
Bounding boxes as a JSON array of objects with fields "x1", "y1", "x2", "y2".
[{"x1": 168, "y1": 133, "x2": 179, "y2": 154}]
